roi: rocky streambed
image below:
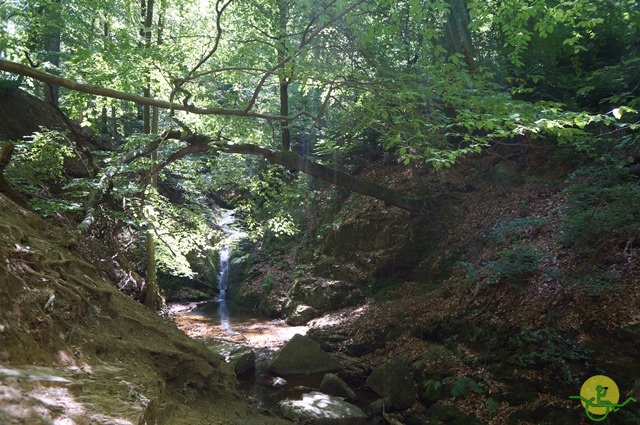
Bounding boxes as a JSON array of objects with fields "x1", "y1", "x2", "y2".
[{"x1": 170, "y1": 301, "x2": 392, "y2": 424}]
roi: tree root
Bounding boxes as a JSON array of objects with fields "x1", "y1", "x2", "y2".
[
  {"x1": 0, "y1": 223, "x2": 26, "y2": 242},
  {"x1": 19, "y1": 263, "x2": 91, "y2": 316},
  {"x1": 45, "y1": 256, "x2": 97, "y2": 274}
]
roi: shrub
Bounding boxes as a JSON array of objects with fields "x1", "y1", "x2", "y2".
[
  {"x1": 485, "y1": 246, "x2": 540, "y2": 286},
  {"x1": 510, "y1": 327, "x2": 590, "y2": 385},
  {"x1": 490, "y1": 217, "x2": 547, "y2": 244},
  {"x1": 561, "y1": 164, "x2": 640, "y2": 254}
]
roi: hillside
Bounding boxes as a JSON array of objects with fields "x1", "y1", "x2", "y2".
[
  {"x1": 235, "y1": 141, "x2": 640, "y2": 424},
  {"x1": 0, "y1": 193, "x2": 286, "y2": 424}
]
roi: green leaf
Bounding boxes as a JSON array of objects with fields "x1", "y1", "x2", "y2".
[{"x1": 612, "y1": 108, "x2": 622, "y2": 119}]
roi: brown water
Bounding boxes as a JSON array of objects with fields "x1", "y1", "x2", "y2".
[{"x1": 171, "y1": 300, "x2": 308, "y2": 348}]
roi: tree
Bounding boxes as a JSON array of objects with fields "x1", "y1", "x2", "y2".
[
  {"x1": 1, "y1": 0, "x2": 636, "y2": 187},
  {"x1": 0, "y1": 0, "x2": 637, "y2": 262}
]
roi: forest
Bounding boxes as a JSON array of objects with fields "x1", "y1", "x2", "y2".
[{"x1": 1, "y1": 0, "x2": 639, "y2": 424}]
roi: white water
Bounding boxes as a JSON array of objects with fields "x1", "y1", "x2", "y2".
[{"x1": 215, "y1": 210, "x2": 246, "y2": 333}]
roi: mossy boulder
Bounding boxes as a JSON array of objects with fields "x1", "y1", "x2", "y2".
[
  {"x1": 269, "y1": 334, "x2": 341, "y2": 375},
  {"x1": 366, "y1": 356, "x2": 416, "y2": 410}
]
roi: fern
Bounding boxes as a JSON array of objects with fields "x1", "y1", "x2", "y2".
[{"x1": 451, "y1": 376, "x2": 484, "y2": 398}]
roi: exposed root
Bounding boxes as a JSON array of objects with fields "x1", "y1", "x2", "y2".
[{"x1": 9, "y1": 260, "x2": 91, "y2": 316}]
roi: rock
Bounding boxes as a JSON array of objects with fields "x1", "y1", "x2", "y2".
[
  {"x1": 320, "y1": 373, "x2": 356, "y2": 400},
  {"x1": 269, "y1": 333, "x2": 341, "y2": 375},
  {"x1": 285, "y1": 304, "x2": 317, "y2": 325},
  {"x1": 271, "y1": 377, "x2": 287, "y2": 388},
  {"x1": 206, "y1": 341, "x2": 256, "y2": 375},
  {"x1": 367, "y1": 398, "x2": 390, "y2": 415},
  {"x1": 365, "y1": 356, "x2": 415, "y2": 410},
  {"x1": 287, "y1": 277, "x2": 364, "y2": 313},
  {"x1": 279, "y1": 391, "x2": 368, "y2": 425}
]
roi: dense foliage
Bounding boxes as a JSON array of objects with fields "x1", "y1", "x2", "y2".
[{"x1": 1, "y1": 0, "x2": 638, "y2": 300}]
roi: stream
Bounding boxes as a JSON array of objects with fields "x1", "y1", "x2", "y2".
[
  {"x1": 172, "y1": 301, "x2": 380, "y2": 423},
  {"x1": 170, "y1": 209, "x2": 380, "y2": 423}
]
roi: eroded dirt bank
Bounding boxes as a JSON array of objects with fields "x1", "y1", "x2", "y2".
[{"x1": 0, "y1": 193, "x2": 287, "y2": 424}]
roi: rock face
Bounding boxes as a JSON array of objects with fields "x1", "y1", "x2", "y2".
[
  {"x1": 269, "y1": 334, "x2": 341, "y2": 375},
  {"x1": 279, "y1": 391, "x2": 368, "y2": 425},
  {"x1": 287, "y1": 277, "x2": 365, "y2": 312},
  {"x1": 365, "y1": 356, "x2": 416, "y2": 410},
  {"x1": 0, "y1": 89, "x2": 65, "y2": 140}
]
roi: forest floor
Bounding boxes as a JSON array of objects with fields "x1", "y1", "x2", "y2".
[{"x1": 240, "y1": 147, "x2": 640, "y2": 424}]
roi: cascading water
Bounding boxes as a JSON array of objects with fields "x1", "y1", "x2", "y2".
[
  {"x1": 217, "y1": 246, "x2": 231, "y2": 300},
  {"x1": 215, "y1": 210, "x2": 244, "y2": 333},
  {"x1": 217, "y1": 245, "x2": 232, "y2": 332}
]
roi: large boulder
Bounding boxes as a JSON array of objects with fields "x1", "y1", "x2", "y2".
[
  {"x1": 269, "y1": 334, "x2": 340, "y2": 375},
  {"x1": 279, "y1": 391, "x2": 368, "y2": 425},
  {"x1": 366, "y1": 356, "x2": 415, "y2": 410},
  {"x1": 286, "y1": 277, "x2": 364, "y2": 313},
  {"x1": 285, "y1": 304, "x2": 317, "y2": 325},
  {"x1": 320, "y1": 373, "x2": 356, "y2": 400}
]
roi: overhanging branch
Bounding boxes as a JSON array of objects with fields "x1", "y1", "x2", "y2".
[
  {"x1": 130, "y1": 134, "x2": 429, "y2": 213},
  {"x1": 220, "y1": 142, "x2": 429, "y2": 212},
  {"x1": 0, "y1": 59, "x2": 289, "y2": 120}
]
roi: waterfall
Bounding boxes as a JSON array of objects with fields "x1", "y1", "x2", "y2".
[
  {"x1": 217, "y1": 245, "x2": 232, "y2": 332},
  {"x1": 215, "y1": 209, "x2": 245, "y2": 333},
  {"x1": 217, "y1": 246, "x2": 231, "y2": 300}
]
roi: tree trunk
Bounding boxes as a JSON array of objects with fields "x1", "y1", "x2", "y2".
[
  {"x1": 0, "y1": 59, "x2": 290, "y2": 120},
  {"x1": 278, "y1": 1, "x2": 291, "y2": 151},
  {"x1": 280, "y1": 79, "x2": 291, "y2": 151},
  {"x1": 144, "y1": 107, "x2": 159, "y2": 309},
  {"x1": 141, "y1": 0, "x2": 160, "y2": 310},
  {"x1": 42, "y1": 0, "x2": 61, "y2": 105},
  {"x1": 446, "y1": 0, "x2": 476, "y2": 72}
]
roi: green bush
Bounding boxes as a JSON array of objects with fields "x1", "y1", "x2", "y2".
[
  {"x1": 566, "y1": 266, "x2": 618, "y2": 295},
  {"x1": 509, "y1": 327, "x2": 590, "y2": 385},
  {"x1": 490, "y1": 217, "x2": 547, "y2": 245},
  {"x1": 450, "y1": 376, "x2": 484, "y2": 399},
  {"x1": 262, "y1": 274, "x2": 275, "y2": 294},
  {"x1": 7, "y1": 129, "x2": 74, "y2": 186},
  {"x1": 485, "y1": 246, "x2": 540, "y2": 286}
]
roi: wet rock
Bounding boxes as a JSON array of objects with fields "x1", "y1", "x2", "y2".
[
  {"x1": 269, "y1": 334, "x2": 341, "y2": 375},
  {"x1": 206, "y1": 341, "x2": 255, "y2": 375},
  {"x1": 320, "y1": 373, "x2": 356, "y2": 400},
  {"x1": 271, "y1": 377, "x2": 287, "y2": 388},
  {"x1": 365, "y1": 356, "x2": 415, "y2": 410},
  {"x1": 279, "y1": 391, "x2": 368, "y2": 425}
]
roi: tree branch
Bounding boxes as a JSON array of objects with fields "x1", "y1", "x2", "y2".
[
  {"x1": 0, "y1": 59, "x2": 289, "y2": 121},
  {"x1": 219, "y1": 143, "x2": 429, "y2": 212}
]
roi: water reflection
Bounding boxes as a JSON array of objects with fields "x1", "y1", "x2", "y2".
[
  {"x1": 217, "y1": 299, "x2": 233, "y2": 333},
  {"x1": 177, "y1": 301, "x2": 308, "y2": 348}
]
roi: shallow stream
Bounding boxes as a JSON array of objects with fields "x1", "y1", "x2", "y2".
[{"x1": 172, "y1": 301, "x2": 380, "y2": 423}]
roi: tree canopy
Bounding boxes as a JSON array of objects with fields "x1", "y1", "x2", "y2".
[{"x1": 1, "y1": 0, "x2": 638, "y2": 301}]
